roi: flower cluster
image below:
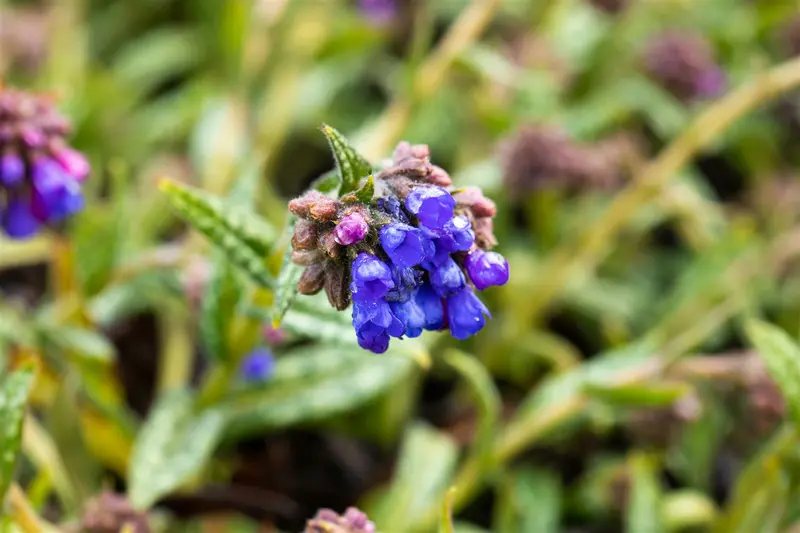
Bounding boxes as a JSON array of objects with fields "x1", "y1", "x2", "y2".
[
  {"x1": 289, "y1": 141, "x2": 509, "y2": 353},
  {"x1": 642, "y1": 31, "x2": 726, "y2": 102},
  {"x1": 0, "y1": 87, "x2": 89, "y2": 239},
  {"x1": 304, "y1": 507, "x2": 377, "y2": 533}
]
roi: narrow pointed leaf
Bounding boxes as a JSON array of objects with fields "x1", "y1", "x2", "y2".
[
  {"x1": 128, "y1": 390, "x2": 225, "y2": 509},
  {"x1": 321, "y1": 124, "x2": 373, "y2": 195},
  {"x1": 0, "y1": 368, "x2": 34, "y2": 504},
  {"x1": 353, "y1": 175, "x2": 375, "y2": 203},
  {"x1": 160, "y1": 180, "x2": 275, "y2": 288},
  {"x1": 745, "y1": 320, "x2": 800, "y2": 424}
]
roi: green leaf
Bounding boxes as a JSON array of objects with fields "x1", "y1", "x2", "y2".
[
  {"x1": 321, "y1": 124, "x2": 373, "y2": 195},
  {"x1": 745, "y1": 320, "x2": 800, "y2": 424},
  {"x1": 584, "y1": 381, "x2": 692, "y2": 407},
  {"x1": 128, "y1": 390, "x2": 225, "y2": 510},
  {"x1": 496, "y1": 467, "x2": 561, "y2": 533},
  {"x1": 370, "y1": 423, "x2": 459, "y2": 533},
  {"x1": 200, "y1": 251, "x2": 243, "y2": 362},
  {"x1": 344, "y1": 175, "x2": 375, "y2": 204},
  {"x1": 271, "y1": 216, "x2": 303, "y2": 327},
  {"x1": 309, "y1": 169, "x2": 341, "y2": 195},
  {"x1": 444, "y1": 350, "x2": 500, "y2": 471},
  {"x1": 37, "y1": 325, "x2": 116, "y2": 364},
  {"x1": 160, "y1": 180, "x2": 276, "y2": 288},
  {"x1": 0, "y1": 368, "x2": 34, "y2": 504},
  {"x1": 220, "y1": 347, "x2": 414, "y2": 441},
  {"x1": 626, "y1": 453, "x2": 664, "y2": 533}
]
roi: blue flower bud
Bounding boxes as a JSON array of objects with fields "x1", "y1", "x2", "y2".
[
  {"x1": 414, "y1": 283, "x2": 444, "y2": 331},
  {"x1": 446, "y1": 287, "x2": 491, "y2": 340},
  {"x1": 353, "y1": 300, "x2": 404, "y2": 353},
  {"x1": 428, "y1": 256, "x2": 466, "y2": 297},
  {"x1": 2, "y1": 197, "x2": 39, "y2": 239},
  {"x1": 350, "y1": 253, "x2": 394, "y2": 304},
  {"x1": 405, "y1": 186, "x2": 456, "y2": 230},
  {"x1": 465, "y1": 250, "x2": 510, "y2": 290}
]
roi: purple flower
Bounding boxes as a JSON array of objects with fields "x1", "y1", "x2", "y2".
[
  {"x1": 359, "y1": 0, "x2": 397, "y2": 24},
  {"x1": 54, "y1": 147, "x2": 90, "y2": 181},
  {"x1": 240, "y1": 348, "x2": 275, "y2": 382},
  {"x1": 2, "y1": 197, "x2": 39, "y2": 239},
  {"x1": 30, "y1": 159, "x2": 84, "y2": 222},
  {"x1": 353, "y1": 300, "x2": 404, "y2": 353},
  {"x1": 695, "y1": 66, "x2": 726, "y2": 98},
  {"x1": 405, "y1": 186, "x2": 456, "y2": 230},
  {"x1": 334, "y1": 211, "x2": 369, "y2": 245},
  {"x1": 379, "y1": 223, "x2": 434, "y2": 267},
  {"x1": 428, "y1": 256, "x2": 466, "y2": 297},
  {"x1": 465, "y1": 250, "x2": 510, "y2": 290},
  {"x1": 0, "y1": 154, "x2": 24, "y2": 186},
  {"x1": 446, "y1": 287, "x2": 491, "y2": 340},
  {"x1": 350, "y1": 253, "x2": 394, "y2": 303}
]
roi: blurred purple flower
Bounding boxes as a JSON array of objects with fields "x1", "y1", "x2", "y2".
[{"x1": 359, "y1": 0, "x2": 397, "y2": 24}]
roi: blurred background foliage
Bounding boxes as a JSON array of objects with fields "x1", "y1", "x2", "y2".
[{"x1": 6, "y1": 0, "x2": 800, "y2": 532}]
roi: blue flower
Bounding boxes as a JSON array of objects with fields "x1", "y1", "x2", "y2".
[
  {"x1": 385, "y1": 264, "x2": 422, "y2": 303},
  {"x1": 376, "y1": 197, "x2": 409, "y2": 224},
  {"x1": 390, "y1": 298, "x2": 426, "y2": 338},
  {"x1": 438, "y1": 216, "x2": 474, "y2": 252},
  {"x1": 414, "y1": 283, "x2": 444, "y2": 330},
  {"x1": 2, "y1": 197, "x2": 39, "y2": 239},
  {"x1": 353, "y1": 300, "x2": 404, "y2": 353},
  {"x1": 30, "y1": 159, "x2": 84, "y2": 222},
  {"x1": 379, "y1": 223, "x2": 434, "y2": 268},
  {"x1": 405, "y1": 186, "x2": 456, "y2": 230},
  {"x1": 465, "y1": 250, "x2": 510, "y2": 291},
  {"x1": 240, "y1": 348, "x2": 275, "y2": 382},
  {"x1": 428, "y1": 256, "x2": 466, "y2": 297},
  {"x1": 446, "y1": 287, "x2": 491, "y2": 340},
  {"x1": 0, "y1": 154, "x2": 24, "y2": 186},
  {"x1": 350, "y1": 252, "x2": 394, "y2": 303}
]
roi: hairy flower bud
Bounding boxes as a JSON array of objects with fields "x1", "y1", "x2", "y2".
[
  {"x1": 298, "y1": 263, "x2": 326, "y2": 295},
  {"x1": 453, "y1": 187, "x2": 497, "y2": 218},
  {"x1": 292, "y1": 218, "x2": 319, "y2": 250},
  {"x1": 325, "y1": 265, "x2": 351, "y2": 311},
  {"x1": 291, "y1": 249, "x2": 324, "y2": 266}
]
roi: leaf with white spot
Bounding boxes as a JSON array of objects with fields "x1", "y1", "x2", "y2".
[
  {"x1": 160, "y1": 180, "x2": 276, "y2": 288},
  {"x1": 0, "y1": 368, "x2": 34, "y2": 505},
  {"x1": 128, "y1": 389, "x2": 225, "y2": 510},
  {"x1": 219, "y1": 346, "x2": 414, "y2": 441},
  {"x1": 321, "y1": 124, "x2": 373, "y2": 196}
]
